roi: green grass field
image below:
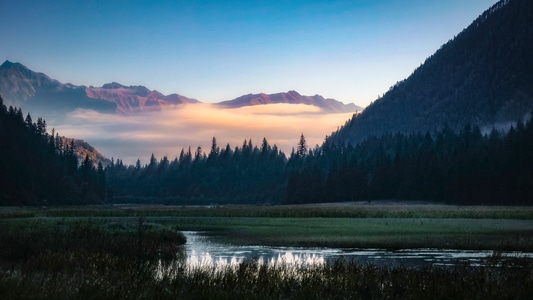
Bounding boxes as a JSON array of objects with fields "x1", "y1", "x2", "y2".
[
  {"x1": 4, "y1": 202, "x2": 532, "y2": 219},
  {"x1": 2, "y1": 203, "x2": 533, "y2": 250},
  {"x1": 169, "y1": 216, "x2": 533, "y2": 250}
]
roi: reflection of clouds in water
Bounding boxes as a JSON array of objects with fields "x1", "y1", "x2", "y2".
[
  {"x1": 155, "y1": 251, "x2": 326, "y2": 281},
  {"x1": 186, "y1": 250, "x2": 326, "y2": 271},
  {"x1": 268, "y1": 251, "x2": 325, "y2": 268},
  {"x1": 187, "y1": 251, "x2": 244, "y2": 271},
  {"x1": 180, "y1": 231, "x2": 326, "y2": 274},
  {"x1": 185, "y1": 250, "x2": 325, "y2": 273},
  {"x1": 52, "y1": 104, "x2": 353, "y2": 164}
]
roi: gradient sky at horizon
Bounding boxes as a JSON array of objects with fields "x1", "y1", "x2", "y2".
[{"x1": 2, "y1": 0, "x2": 496, "y2": 107}]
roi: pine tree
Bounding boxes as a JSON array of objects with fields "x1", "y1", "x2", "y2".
[
  {"x1": 24, "y1": 113, "x2": 33, "y2": 130},
  {"x1": 297, "y1": 133, "x2": 307, "y2": 157},
  {"x1": 195, "y1": 146, "x2": 203, "y2": 161},
  {"x1": 209, "y1": 137, "x2": 219, "y2": 158},
  {"x1": 36, "y1": 118, "x2": 47, "y2": 136},
  {"x1": 261, "y1": 137, "x2": 271, "y2": 155}
]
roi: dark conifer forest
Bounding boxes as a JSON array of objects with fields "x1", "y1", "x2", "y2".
[
  {"x1": 107, "y1": 114, "x2": 533, "y2": 206},
  {"x1": 106, "y1": 137, "x2": 288, "y2": 205},
  {"x1": 106, "y1": 111, "x2": 533, "y2": 206},
  {"x1": 287, "y1": 118, "x2": 533, "y2": 206},
  {"x1": 2, "y1": 95, "x2": 532, "y2": 206},
  {"x1": 0, "y1": 96, "x2": 106, "y2": 205}
]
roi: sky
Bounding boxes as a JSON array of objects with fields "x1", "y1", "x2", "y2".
[
  {"x1": 3, "y1": 0, "x2": 496, "y2": 107},
  {"x1": 2, "y1": 0, "x2": 498, "y2": 164}
]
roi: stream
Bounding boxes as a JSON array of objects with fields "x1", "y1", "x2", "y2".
[{"x1": 183, "y1": 231, "x2": 533, "y2": 269}]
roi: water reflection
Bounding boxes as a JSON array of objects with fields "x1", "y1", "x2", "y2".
[
  {"x1": 185, "y1": 231, "x2": 325, "y2": 271},
  {"x1": 182, "y1": 231, "x2": 533, "y2": 269}
]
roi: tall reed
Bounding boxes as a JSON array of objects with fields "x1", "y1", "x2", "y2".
[{"x1": 2, "y1": 256, "x2": 532, "y2": 299}]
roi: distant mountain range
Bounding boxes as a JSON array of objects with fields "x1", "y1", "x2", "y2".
[
  {"x1": 0, "y1": 61, "x2": 116, "y2": 117},
  {"x1": 0, "y1": 61, "x2": 360, "y2": 117},
  {"x1": 85, "y1": 82, "x2": 199, "y2": 114},
  {"x1": 329, "y1": 0, "x2": 533, "y2": 146},
  {"x1": 217, "y1": 91, "x2": 359, "y2": 113}
]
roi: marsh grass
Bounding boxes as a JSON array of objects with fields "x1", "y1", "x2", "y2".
[
  {"x1": 1, "y1": 255, "x2": 533, "y2": 299},
  {"x1": 1, "y1": 210, "x2": 533, "y2": 299},
  {"x1": 7, "y1": 203, "x2": 533, "y2": 219},
  {"x1": 173, "y1": 217, "x2": 533, "y2": 251},
  {"x1": 0, "y1": 218, "x2": 186, "y2": 261}
]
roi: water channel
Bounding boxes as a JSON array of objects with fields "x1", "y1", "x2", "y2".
[{"x1": 183, "y1": 231, "x2": 533, "y2": 269}]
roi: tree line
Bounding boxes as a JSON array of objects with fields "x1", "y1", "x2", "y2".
[
  {"x1": 0, "y1": 96, "x2": 106, "y2": 205},
  {"x1": 105, "y1": 137, "x2": 288, "y2": 204},
  {"x1": 2, "y1": 94, "x2": 532, "y2": 206},
  {"x1": 287, "y1": 116, "x2": 533, "y2": 205}
]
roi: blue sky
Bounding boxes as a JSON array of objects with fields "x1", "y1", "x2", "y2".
[{"x1": 2, "y1": 0, "x2": 496, "y2": 107}]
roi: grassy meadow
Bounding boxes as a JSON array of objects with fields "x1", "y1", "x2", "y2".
[
  {"x1": 3, "y1": 203, "x2": 532, "y2": 250},
  {"x1": 1, "y1": 203, "x2": 533, "y2": 299},
  {"x1": 174, "y1": 216, "x2": 533, "y2": 250}
]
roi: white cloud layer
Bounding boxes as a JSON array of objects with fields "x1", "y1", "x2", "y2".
[{"x1": 53, "y1": 103, "x2": 353, "y2": 165}]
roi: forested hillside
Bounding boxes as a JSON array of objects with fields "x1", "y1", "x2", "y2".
[
  {"x1": 330, "y1": 0, "x2": 533, "y2": 146},
  {"x1": 288, "y1": 115, "x2": 533, "y2": 205},
  {"x1": 0, "y1": 96, "x2": 107, "y2": 205}
]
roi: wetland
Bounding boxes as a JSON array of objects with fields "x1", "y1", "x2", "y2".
[{"x1": 1, "y1": 203, "x2": 533, "y2": 299}]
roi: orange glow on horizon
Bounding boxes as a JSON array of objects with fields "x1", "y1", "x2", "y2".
[{"x1": 56, "y1": 103, "x2": 353, "y2": 164}]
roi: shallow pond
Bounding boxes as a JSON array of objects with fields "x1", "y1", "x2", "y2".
[{"x1": 183, "y1": 231, "x2": 533, "y2": 269}]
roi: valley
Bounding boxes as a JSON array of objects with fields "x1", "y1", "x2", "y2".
[{"x1": 1, "y1": 0, "x2": 533, "y2": 298}]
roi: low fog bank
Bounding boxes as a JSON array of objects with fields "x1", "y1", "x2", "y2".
[{"x1": 53, "y1": 103, "x2": 353, "y2": 165}]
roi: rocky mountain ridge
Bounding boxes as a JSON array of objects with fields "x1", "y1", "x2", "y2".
[
  {"x1": 217, "y1": 90, "x2": 361, "y2": 113},
  {"x1": 0, "y1": 60, "x2": 359, "y2": 116}
]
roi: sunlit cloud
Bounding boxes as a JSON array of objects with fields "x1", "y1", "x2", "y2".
[{"x1": 53, "y1": 103, "x2": 353, "y2": 165}]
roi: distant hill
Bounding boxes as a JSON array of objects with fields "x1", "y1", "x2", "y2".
[
  {"x1": 217, "y1": 90, "x2": 362, "y2": 113},
  {"x1": 58, "y1": 137, "x2": 111, "y2": 167},
  {"x1": 330, "y1": 0, "x2": 533, "y2": 146},
  {"x1": 0, "y1": 61, "x2": 360, "y2": 117}
]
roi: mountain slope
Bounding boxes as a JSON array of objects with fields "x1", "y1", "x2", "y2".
[
  {"x1": 0, "y1": 61, "x2": 116, "y2": 117},
  {"x1": 330, "y1": 0, "x2": 533, "y2": 145},
  {"x1": 217, "y1": 90, "x2": 362, "y2": 113},
  {"x1": 0, "y1": 61, "x2": 199, "y2": 116}
]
